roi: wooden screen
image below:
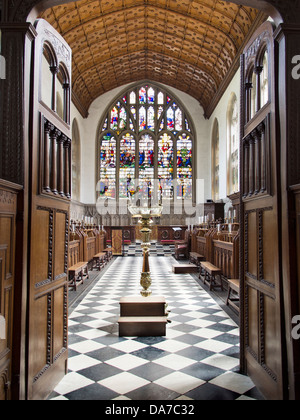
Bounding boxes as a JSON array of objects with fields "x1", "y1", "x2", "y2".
[
  {"x1": 26, "y1": 19, "x2": 72, "y2": 400},
  {"x1": 240, "y1": 21, "x2": 285, "y2": 400}
]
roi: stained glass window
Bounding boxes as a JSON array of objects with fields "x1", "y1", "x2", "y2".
[
  {"x1": 177, "y1": 134, "x2": 192, "y2": 200},
  {"x1": 98, "y1": 83, "x2": 194, "y2": 201}
]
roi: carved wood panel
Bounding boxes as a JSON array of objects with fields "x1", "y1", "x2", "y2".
[{"x1": 0, "y1": 182, "x2": 18, "y2": 401}]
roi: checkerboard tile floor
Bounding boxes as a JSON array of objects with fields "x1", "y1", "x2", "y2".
[
  {"x1": 125, "y1": 241, "x2": 175, "y2": 257},
  {"x1": 48, "y1": 256, "x2": 264, "y2": 400}
]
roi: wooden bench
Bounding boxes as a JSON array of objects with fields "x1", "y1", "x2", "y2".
[
  {"x1": 226, "y1": 279, "x2": 240, "y2": 313},
  {"x1": 200, "y1": 261, "x2": 223, "y2": 291},
  {"x1": 93, "y1": 252, "x2": 107, "y2": 271},
  {"x1": 189, "y1": 252, "x2": 205, "y2": 267},
  {"x1": 68, "y1": 262, "x2": 89, "y2": 291}
]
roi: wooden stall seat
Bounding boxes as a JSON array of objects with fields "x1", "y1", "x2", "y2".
[
  {"x1": 200, "y1": 261, "x2": 223, "y2": 291},
  {"x1": 226, "y1": 279, "x2": 240, "y2": 313},
  {"x1": 189, "y1": 252, "x2": 205, "y2": 267},
  {"x1": 103, "y1": 248, "x2": 113, "y2": 261},
  {"x1": 68, "y1": 262, "x2": 89, "y2": 291},
  {"x1": 93, "y1": 252, "x2": 106, "y2": 271},
  {"x1": 175, "y1": 244, "x2": 189, "y2": 260}
]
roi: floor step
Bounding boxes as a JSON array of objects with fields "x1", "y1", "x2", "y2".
[
  {"x1": 172, "y1": 264, "x2": 198, "y2": 274},
  {"x1": 118, "y1": 316, "x2": 168, "y2": 337},
  {"x1": 120, "y1": 296, "x2": 166, "y2": 317}
]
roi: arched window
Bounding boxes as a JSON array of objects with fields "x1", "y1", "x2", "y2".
[
  {"x1": 227, "y1": 94, "x2": 239, "y2": 195},
  {"x1": 98, "y1": 82, "x2": 194, "y2": 202},
  {"x1": 40, "y1": 44, "x2": 70, "y2": 124},
  {"x1": 211, "y1": 119, "x2": 220, "y2": 201}
]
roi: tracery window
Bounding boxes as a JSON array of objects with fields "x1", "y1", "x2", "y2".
[{"x1": 98, "y1": 83, "x2": 194, "y2": 202}]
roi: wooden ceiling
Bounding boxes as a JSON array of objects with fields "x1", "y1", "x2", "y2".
[{"x1": 40, "y1": 0, "x2": 264, "y2": 118}]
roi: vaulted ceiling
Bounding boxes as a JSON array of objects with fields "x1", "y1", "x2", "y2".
[{"x1": 40, "y1": 0, "x2": 265, "y2": 118}]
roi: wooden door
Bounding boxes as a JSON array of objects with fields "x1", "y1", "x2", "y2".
[
  {"x1": 26, "y1": 19, "x2": 72, "y2": 400},
  {"x1": 112, "y1": 230, "x2": 123, "y2": 256},
  {"x1": 240, "y1": 21, "x2": 285, "y2": 400}
]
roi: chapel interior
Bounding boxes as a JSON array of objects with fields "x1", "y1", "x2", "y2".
[{"x1": 0, "y1": 0, "x2": 300, "y2": 401}]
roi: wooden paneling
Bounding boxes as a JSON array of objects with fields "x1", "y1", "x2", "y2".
[
  {"x1": 0, "y1": 181, "x2": 19, "y2": 401},
  {"x1": 157, "y1": 226, "x2": 188, "y2": 243}
]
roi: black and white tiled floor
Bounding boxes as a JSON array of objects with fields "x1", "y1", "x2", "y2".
[
  {"x1": 49, "y1": 256, "x2": 264, "y2": 400},
  {"x1": 125, "y1": 241, "x2": 175, "y2": 257}
]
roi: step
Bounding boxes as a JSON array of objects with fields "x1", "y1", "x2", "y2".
[
  {"x1": 118, "y1": 316, "x2": 168, "y2": 337},
  {"x1": 172, "y1": 264, "x2": 198, "y2": 274},
  {"x1": 120, "y1": 296, "x2": 166, "y2": 317}
]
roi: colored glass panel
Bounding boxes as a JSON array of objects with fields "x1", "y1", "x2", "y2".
[
  {"x1": 158, "y1": 134, "x2": 174, "y2": 199},
  {"x1": 110, "y1": 106, "x2": 118, "y2": 130},
  {"x1": 167, "y1": 107, "x2": 175, "y2": 131},
  {"x1": 175, "y1": 108, "x2": 182, "y2": 131},
  {"x1": 139, "y1": 106, "x2": 146, "y2": 131},
  {"x1": 158, "y1": 92, "x2": 164, "y2": 105},
  {"x1": 148, "y1": 106, "x2": 155, "y2": 131},
  {"x1": 130, "y1": 91, "x2": 136, "y2": 104},
  {"x1": 99, "y1": 133, "x2": 116, "y2": 198},
  {"x1": 177, "y1": 134, "x2": 192, "y2": 200},
  {"x1": 120, "y1": 133, "x2": 136, "y2": 198},
  {"x1": 119, "y1": 107, "x2": 127, "y2": 129},
  {"x1": 139, "y1": 87, "x2": 147, "y2": 104},
  {"x1": 148, "y1": 87, "x2": 155, "y2": 104},
  {"x1": 139, "y1": 134, "x2": 155, "y2": 199}
]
